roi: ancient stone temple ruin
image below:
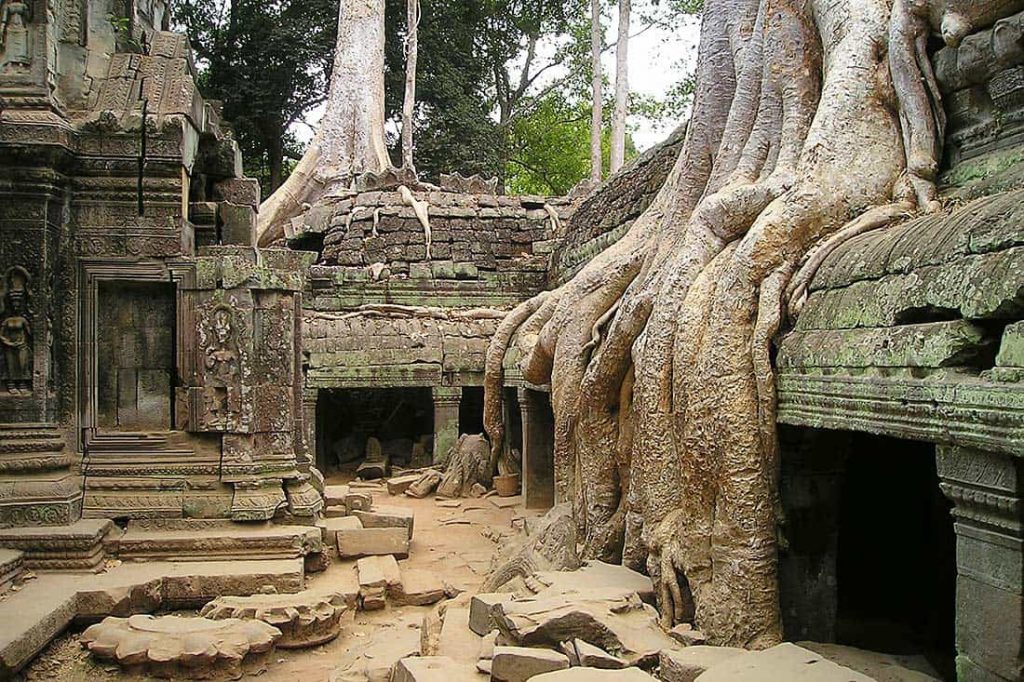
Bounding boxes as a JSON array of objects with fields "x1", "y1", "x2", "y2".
[{"x1": 0, "y1": 0, "x2": 1020, "y2": 680}]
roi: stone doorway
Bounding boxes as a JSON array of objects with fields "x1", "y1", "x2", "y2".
[
  {"x1": 95, "y1": 281, "x2": 176, "y2": 431},
  {"x1": 316, "y1": 387, "x2": 434, "y2": 475},
  {"x1": 459, "y1": 386, "x2": 485, "y2": 435},
  {"x1": 835, "y1": 434, "x2": 956, "y2": 679}
]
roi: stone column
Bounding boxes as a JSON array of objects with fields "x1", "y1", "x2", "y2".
[
  {"x1": 432, "y1": 386, "x2": 461, "y2": 465},
  {"x1": 518, "y1": 388, "x2": 554, "y2": 510},
  {"x1": 936, "y1": 445, "x2": 1022, "y2": 682},
  {"x1": 299, "y1": 388, "x2": 319, "y2": 471}
]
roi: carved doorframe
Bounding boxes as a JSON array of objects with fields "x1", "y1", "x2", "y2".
[{"x1": 77, "y1": 258, "x2": 194, "y2": 448}]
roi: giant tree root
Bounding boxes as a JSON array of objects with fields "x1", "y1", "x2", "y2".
[{"x1": 482, "y1": 0, "x2": 980, "y2": 649}]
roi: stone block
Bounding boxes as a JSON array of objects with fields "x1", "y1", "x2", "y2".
[
  {"x1": 336, "y1": 527, "x2": 410, "y2": 559},
  {"x1": 996, "y1": 321, "x2": 1024, "y2": 367},
  {"x1": 392, "y1": 656, "x2": 480, "y2": 682},
  {"x1": 574, "y1": 639, "x2": 627, "y2": 669},
  {"x1": 353, "y1": 506, "x2": 415, "y2": 540},
  {"x1": 532, "y1": 669, "x2": 656, "y2": 681},
  {"x1": 393, "y1": 569, "x2": 446, "y2": 606},
  {"x1": 220, "y1": 202, "x2": 256, "y2": 246},
  {"x1": 213, "y1": 178, "x2": 261, "y2": 208},
  {"x1": 323, "y1": 484, "x2": 349, "y2": 508},
  {"x1": 317, "y1": 516, "x2": 363, "y2": 545},
  {"x1": 694, "y1": 643, "x2": 874, "y2": 681},
  {"x1": 659, "y1": 646, "x2": 747, "y2": 682},
  {"x1": 345, "y1": 491, "x2": 374, "y2": 513},
  {"x1": 387, "y1": 473, "x2": 423, "y2": 496},
  {"x1": 469, "y1": 592, "x2": 513, "y2": 636},
  {"x1": 491, "y1": 646, "x2": 569, "y2": 682}
]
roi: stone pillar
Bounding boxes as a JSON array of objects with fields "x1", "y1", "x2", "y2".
[
  {"x1": 936, "y1": 446, "x2": 1022, "y2": 682},
  {"x1": 299, "y1": 388, "x2": 319, "y2": 471},
  {"x1": 518, "y1": 388, "x2": 554, "y2": 510},
  {"x1": 432, "y1": 386, "x2": 462, "y2": 465}
]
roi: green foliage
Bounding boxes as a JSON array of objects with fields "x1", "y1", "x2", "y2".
[{"x1": 174, "y1": 0, "x2": 337, "y2": 193}]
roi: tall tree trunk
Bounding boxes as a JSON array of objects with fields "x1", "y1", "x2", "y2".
[
  {"x1": 484, "y1": 0, "x2": 962, "y2": 649},
  {"x1": 401, "y1": 0, "x2": 419, "y2": 170},
  {"x1": 590, "y1": 0, "x2": 603, "y2": 183},
  {"x1": 257, "y1": 0, "x2": 390, "y2": 246},
  {"x1": 267, "y1": 132, "x2": 284, "y2": 193},
  {"x1": 609, "y1": 0, "x2": 630, "y2": 174}
]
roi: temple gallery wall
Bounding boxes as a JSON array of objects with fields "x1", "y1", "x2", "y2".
[{"x1": 0, "y1": 0, "x2": 1020, "y2": 680}]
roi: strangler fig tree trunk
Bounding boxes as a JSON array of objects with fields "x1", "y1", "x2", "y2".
[
  {"x1": 484, "y1": 0, "x2": 997, "y2": 649},
  {"x1": 257, "y1": 0, "x2": 390, "y2": 246}
]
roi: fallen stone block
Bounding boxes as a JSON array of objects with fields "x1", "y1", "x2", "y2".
[
  {"x1": 574, "y1": 639, "x2": 627, "y2": 669},
  {"x1": 659, "y1": 646, "x2": 747, "y2": 682},
  {"x1": 345, "y1": 491, "x2": 374, "y2": 512},
  {"x1": 798, "y1": 642, "x2": 943, "y2": 682},
  {"x1": 337, "y1": 527, "x2": 410, "y2": 559},
  {"x1": 491, "y1": 646, "x2": 570, "y2": 682},
  {"x1": 532, "y1": 561, "x2": 654, "y2": 602},
  {"x1": 387, "y1": 474, "x2": 423, "y2": 496},
  {"x1": 438, "y1": 599, "x2": 482, "y2": 663},
  {"x1": 533, "y1": 668, "x2": 657, "y2": 680},
  {"x1": 489, "y1": 495, "x2": 523, "y2": 509},
  {"x1": 393, "y1": 568, "x2": 446, "y2": 606},
  {"x1": 668, "y1": 624, "x2": 707, "y2": 647},
  {"x1": 353, "y1": 506, "x2": 415, "y2": 540},
  {"x1": 493, "y1": 589, "x2": 675, "y2": 666},
  {"x1": 200, "y1": 589, "x2": 348, "y2": 648},
  {"x1": 81, "y1": 614, "x2": 279, "y2": 679},
  {"x1": 318, "y1": 516, "x2": 363, "y2": 545},
  {"x1": 323, "y1": 485, "x2": 350, "y2": 508},
  {"x1": 357, "y1": 556, "x2": 401, "y2": 611},
  {"x1": 392, "y1": 656, "x2": 481, "y2": 682},
  {"x1": 694, "y1": 643, "x2": 876, "y2": 682},
  {"x1": 469, "y1": 592, "x2": 514, "y2": 635}
]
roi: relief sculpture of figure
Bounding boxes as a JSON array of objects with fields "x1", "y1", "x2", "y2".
[
  {"x1": 0, "y1": 0, "x2": 32, "y2": 68},
  {"x1": 0, "y1": 268, "x2": 32, "y2": 395}
]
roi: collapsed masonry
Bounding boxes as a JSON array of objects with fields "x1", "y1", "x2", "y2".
[{"x1": 0, "y1": 0, "x2": 1021, "y2": 680}]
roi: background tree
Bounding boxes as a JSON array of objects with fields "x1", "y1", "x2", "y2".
[
  {"x1": 401, "y1": 0, "x2": 420, "y2": 169},
  {"x1": 175, "y1": 0, "x2": 337, "y2": 195},
  {"x1": 609, "y1": 0, "x2": 630, "y2": 172},
  {"x1": 590, "y1": 0, "x2": 604, "y2": 182}
]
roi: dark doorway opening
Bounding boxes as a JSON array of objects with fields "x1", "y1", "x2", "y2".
[
  {"x1": 836, "y1": 433, "x2": 956, "y2": 679},
  {"x1": 459, "y1": 386, "x2": 485, "y2": 436},
  {"x1": 316, "y1": 387, "x2": 433, "y2": 474},
  {"x1": 96, "y1": 280, "x2": 176, "y2": 431}
]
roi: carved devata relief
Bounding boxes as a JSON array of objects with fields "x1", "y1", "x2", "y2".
[
  {"x1": 0, "y1": 0, "x2": 32, "y2": 71},
  {"x1": 0, "y1": 267, "x2": 32, "y2": 395},
  {"x1": 198, "y1": 303, "x2": 240, "y2": 429}
]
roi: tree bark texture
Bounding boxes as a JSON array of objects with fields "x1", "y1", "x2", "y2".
[
  {"x1": 609, "y1": 0, "x2": 630, "y2": 173},
  {"x1": 484, "y1": 0, "x2": 995, "y2": 649},
  {"x1": 257, "y1": 0, "x2": 391, "y2": 246}
]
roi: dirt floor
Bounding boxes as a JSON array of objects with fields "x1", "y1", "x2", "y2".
[{"x1": 22, "y1": 475, "x2": 535, "y2": 682}]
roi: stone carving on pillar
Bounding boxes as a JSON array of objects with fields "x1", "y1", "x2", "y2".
[
  {"x1": 199, "y1": 304, "x2": 241, "y2": 430},
  {"x1": 0, "y1": 0, "x2": 32, "y2": 70},
  {"x1": 0, "y1": 267, "x2": 33, "y2": 396},
  {"x1": 936, "y1": 446, "x2": 1023, "y2": 681}
]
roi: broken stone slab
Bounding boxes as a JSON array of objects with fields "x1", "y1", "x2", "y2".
[
  {"x1": 532, "y1": 669, "x2": 657, "y2": 681},
  {"x1": 469, "y1": 592, "x2": 514, "y2": 636},
  {"x1": 668, "y1": 624, "x2": 708, "y2": 647},
  {"x1": 693, "y1": 643, "x2": 876, "y2": 681},
  {"x1": 531, "y1": 561, "x2": 654, "y2": 602},
  {"x1": 345, "y1": 491, "x2": 374, "y2": 513},
  {"x1": 797, "y1": 642, "x2": 943, "y2": 681},
  {"x1": 81, "y1": 614, "x2": 280, "y2": 679},
  {"x1": 353, "y1": 505, "x2": 415, "y2": 540},
  {"x1": 489, "y1": 496, "x2": 523, "y2": 509},
  {"x1": 392, "y1": 656, "x2": 482, "y2": 682},
  {"x1": 200, "y1": 589, "x2": 348, "y2": 648},
  {"x1": 337, "y1": 527, "x2": 410, "y2": 559},
  {"x1": 357, "y1": 555, "x2": 401, "y2": 611},
  {"x1": 387, "y1": 473, "x2": 423, "y2": 496},
  {"x1": 438, "y1": 598, "x2": 483, "y2": 663},
  {"x1": 491, "y1": 646, "x2": 570, "y2": 682},
  {"x1": 393, "y1": 568, "x2": 446, "y2": 606},
  {"x1": 659, "y1": 646, "x2": 747, "y2": 682},
  {"x1": 318, "y1": 516, "x2": 363, "y2": 545},
  {"x1": 493, "y1": 589, "x2": 675, "y2": 666},
  {"x1": 574, "y1": 639, "x2": 627, "y2": 669}
]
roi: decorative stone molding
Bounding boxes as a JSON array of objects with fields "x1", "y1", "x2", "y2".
[{"x1": 200, "y1": 589, "x2": 347, "y2": 648}]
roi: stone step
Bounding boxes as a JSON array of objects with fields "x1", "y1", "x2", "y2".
[
  {"x1": 0, "y1": 519, "x2": 113, "y2": 571},
  {"x1": 0, "y1": 549, "x2": 24, "y2": 591},
  {"x1": 0, "y1": 558, "x2": 305, "y2": 678},
  {"x1": 105, "y1": 520, "x2": 323, "y2": 561}
]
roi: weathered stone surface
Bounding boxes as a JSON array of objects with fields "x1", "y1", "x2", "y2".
[
  {"x1": 357, "y1": 555, "x2": 400, "y2": 610},
  {"x1": 490, "y1": 645, "x2": 570, "y2": 682},
  {"x1": 493, "y1": 590, "x2": 674, "y2": 666},
  {"x1": 337, "y1": 526, "x2": 410, "y2": 559},
  {"x1": 324, "y1": 485, "x2": 350, "y2": 508},
  {"x1": 659, "y1": 646, "x2": 747, "y2": 682},
  {"x1": 392, "y1": 656, "x2": 481, "y2": 682},
  {"x1": 573, "y1": 639, "x2": 627, "y2": 669},
  {"x1": 393, "y1": 568, "x2": 446, "y2": 606},
  {"x1": 200, "y1": 589, "x2": 347, "y2": 648},
  {"x1": 469, "y1": 593, "x2": 514, "y2": 635},
  {"x1": 81, "y1": 614, "x2": 280, "y2": 679},
  {"x1": 438, "y1": 598, "x2": 483, "y2": 663},
  {"x1": 532, "y1": 669, "x2": 656, "y2": 681},
  {"x1": 693, "y1": 643, "x2": 875, "y2": 681},
  {"x1": 997, "y1": 320, "x2": 1024, "y2": 367},
  {"x1": 531, "y1": 561, "x2": 654, "y2": 602},
  {"x1": 353, "y1": 505, "x2": 415, "y2": 540},
  {"x1": 388, "y1": 474, "x2": 423, "y2": 496},
  {"x1": 319, "y1": 515, "x2": 364, "y2": 545},
  {"x1": 798, "y1": 642, "x2": 942, "y2": 682}
]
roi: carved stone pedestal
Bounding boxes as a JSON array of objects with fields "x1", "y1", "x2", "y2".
[
  {"x1": 936, "y1": 446, "x2": 1023, "y2": 682},
  {"x1": 0, "y1": 424, "x2": 81, "y2": 527}
]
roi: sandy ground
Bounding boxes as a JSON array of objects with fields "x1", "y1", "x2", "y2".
[{"x1": 22, "y1": 477, "x2": 535, "y2": 682}]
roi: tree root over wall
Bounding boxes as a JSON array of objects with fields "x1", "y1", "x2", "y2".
[{"x1": 483, "y1": 0, "x2": 1004, "y2": 649}]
